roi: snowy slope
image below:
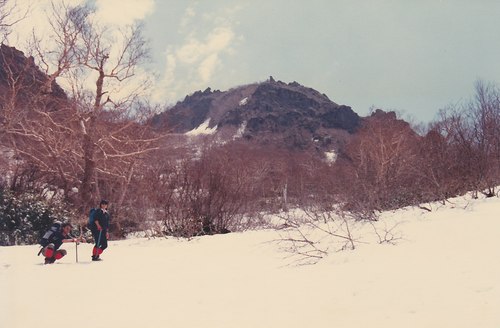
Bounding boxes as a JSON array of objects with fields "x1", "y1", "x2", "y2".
[
  {"x1": 185, "y1": 118, "x2": 217, "y2": 136},
  {"x1": 1, "y1": 194, "x2": 499, "y2": 328}
]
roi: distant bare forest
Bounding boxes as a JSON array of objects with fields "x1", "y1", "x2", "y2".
[{"x1": 1, "y1": 2, "x2": 499, "y2": 244}]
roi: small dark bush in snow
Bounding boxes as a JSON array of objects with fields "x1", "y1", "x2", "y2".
[{"x1": 0, "y1": 188, "x2": 70, "y2": 246}]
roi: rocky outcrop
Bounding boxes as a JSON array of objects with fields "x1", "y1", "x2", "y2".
[
  {"x1": 151, "y1": 78, "x2": 361, "y2": 151},
  {"x1": 222, "y1": 80, "x2": 359, "y2": 133},
  {"x1": 0, "y1": 44, "x2": 67, "y2": 103}
]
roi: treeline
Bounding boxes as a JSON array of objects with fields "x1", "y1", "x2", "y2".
[
  {"x1": 1, "y1": 3, "x2": 500, "y2": 244},
  {"x1": 336, "y1": 81, "x2": 500, "y2": 215},
  {"x1": 2, "y1": 78, "x2": 500, "y2": 244},
  {"x1": 123, "y1": 80, "x2": 500, "y2": 236}
]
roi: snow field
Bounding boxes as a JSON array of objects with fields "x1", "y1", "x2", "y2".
[{"x1": 1, "y1": 195, "x2": 499, "y2": 328}]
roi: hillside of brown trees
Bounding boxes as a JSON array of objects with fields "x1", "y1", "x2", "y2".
[{"x1": 0, "y1": 2, "x2": 499, "y2": 244}]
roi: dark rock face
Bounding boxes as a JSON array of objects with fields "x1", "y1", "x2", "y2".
[
  {"x1": 151, "y1": 78, "x2": 361, "y2": 151},
  {"x1": 364, "y1": 109, "x2": 412, "y2": 131},
  {"x1": 151, "y1": 88, "x2": 218, "y2": 132},
  {"x1": 0, "y1": 44, "x2": 69, "y2": 121},
  {"x1": 321, "y1": 105, "x2": 360, "y2": 132},
  {"x1": 0, "y1": 44, "x2": 67, "y2": 102}
]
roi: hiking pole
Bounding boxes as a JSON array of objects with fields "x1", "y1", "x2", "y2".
[
  {"x1": 94, "y1": 229, "x2": 103, "y2": 258},
  {"x1": 75, "y1": 226, "x2": 83, "y2": 263}
]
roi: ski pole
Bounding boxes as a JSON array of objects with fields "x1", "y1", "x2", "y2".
[
  {"x1": 76, "y1": 226, "x2": 83, "y2": 263},
  {"x1": 95, "y1": 229, "x2": 103, "y2": 257}
]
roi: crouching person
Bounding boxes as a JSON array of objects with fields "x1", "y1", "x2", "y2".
[{"x1": 40, "y1": 222, "x2": 82, "y2": 264}]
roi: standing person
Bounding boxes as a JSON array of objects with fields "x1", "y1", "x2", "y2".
[
  {"x1": 41, "y1": 222, "x2": 83, "y2": 264},
  {"x1": 90, "y1": 199, "x2": 111, "y2": 261}
]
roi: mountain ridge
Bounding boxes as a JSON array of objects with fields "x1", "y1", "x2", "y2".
[{"x1": 151, "y1": 77, "x2": 361, "y2": 151}]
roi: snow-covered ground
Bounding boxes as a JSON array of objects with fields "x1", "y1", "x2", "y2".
[{"x1": 1, "y1": 194, "x2": 499, "y2": 328}]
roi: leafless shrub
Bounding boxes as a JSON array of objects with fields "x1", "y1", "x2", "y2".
[
  {"x1": 276, "y1": 206, "x2": 365, "y2": 265},
  {"x1": 276, "y1": 203, "x2": 409, "y2": 265},
  {"x1": 135, "y1": 142, "x2": 261, "y2": 237},
  {"x1": 334, "y1": 110, "x2": 422, "y2": 213},
  {"x1": 369, "y1": 220, "x2": 403, "y2": 245},
  {"x1": 425, "y1": 80, "x2": 500, "y2": 200}
]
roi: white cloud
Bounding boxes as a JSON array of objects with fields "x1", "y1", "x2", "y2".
[
  {"x1": 176, "y1": 27, "x2": 235, "y2": 65},
  {"x1": 207, "y1": 26, "x2": 235, "y2": 54},
  {"x1": 10, "y1": 0, "x2": 155, "y2": 51},
  {"x1": 94, "y1": 0, "x2": 155, "y2": 26},
  {"x1": 10, "y1": 0, "x2": 85, "y2": 47},
  {"x1": 165, "y1": 53, "x2": 177, "y2": 83},
  {"x1": 176, "y1": 38, "x2": 204, "y2": 64},
  {"x1": 179, "y1": 6, "x2": 196, "y2": 32},
  {"x1": 198, "y1": 53, "x2": 220, "y2": 83},
  {"x1": 153, "y1": 5, "x2": 241, "y2": 103}
]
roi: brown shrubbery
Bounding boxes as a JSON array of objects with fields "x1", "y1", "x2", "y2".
[
  {"x1": 1, "y1": 1, "x2": 499, "y2": 240},
  {"x1": 4, "y1": 76, "x2": 500, "y2": 239},
  {"x1": 3, "y1": 78, "x2": 500, "y2": 240},
  {"x1": 335, "y1": 81, "x2": 500, "y2": 216}
]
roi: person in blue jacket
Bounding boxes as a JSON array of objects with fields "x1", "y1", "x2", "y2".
[
  {"x1": 89, "y1": 200, "x2": 111, "y2": 261},
  {"x1": 41, "y1": 222, "x2": 82, "y2": 264}
]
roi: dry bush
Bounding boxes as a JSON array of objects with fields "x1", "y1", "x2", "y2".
[
  {"x1": 424, "y1": 80, "x2": 500, "y2": 199},
  {"x1": 133, "y1": 142, "x2": 261, "y2": 237},
  {"x1": 465, "y1": 80, "x2": 500, "y2": 196},
  {"x1": 124, "y1": 140, "x2": 340, "y2": 237},
  {"x1": 277, "y1": 205, "x2": 385, "y2": 265},
  {"x1": 335, "y1": 110, "x2": 421, "y2": 213},
  {"x1": 276, "y1": 204, "x2": 406, "y2": 265},
  {"x1": 416, "y1": 117, "x2": 473, "y2": 203}
]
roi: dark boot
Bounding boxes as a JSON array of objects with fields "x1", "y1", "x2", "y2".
[{"x1": 44, "y1": 257, "x2": 55, "y2": 264}]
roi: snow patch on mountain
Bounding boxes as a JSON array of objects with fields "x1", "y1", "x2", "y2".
[
  {"x1": 185, "y1": 118, "x2": 217, "y2": 136},
  {"x1": 233, "y1": 121, "x2": 247, "y2": 140},
  {"x1": 324, "y1": 150, "x2": 337, "y2": 163},
  {"x1": 239, "y1": 97, "x2": 248, "y2": 106}
]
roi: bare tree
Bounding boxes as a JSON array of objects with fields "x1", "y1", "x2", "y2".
[
  {"x1": 277, "y1": 207, "x2": 361, "y2": 265},
  {"x1": 416, "y1": 107, "x2": 476, "y2": 204},
  {"x1": 337, "y1": 110, "x2": 420, "y2": 213},
  {"x1": 27, "y1": 3, "x2": 159, "y2": 209},
  {"x1": 0, "y1": 0, "x2": 27, "y2": 42},
  {"x1": 0, "y1": 42, "x2": 78, "y2": 196},
  {"x1": 427, "y1": 80, "x2": 500, "y2": 199},
  {"x1": 467, "y1": 80, "x2": 500, "y2": 196},
  {"x1": 154, "y1": 143, "x2": 258, "y2": 237}
]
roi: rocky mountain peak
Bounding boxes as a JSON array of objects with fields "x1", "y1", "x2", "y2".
[{"x1": 151, "y1": 78, "x2": 361, "y2": 151}]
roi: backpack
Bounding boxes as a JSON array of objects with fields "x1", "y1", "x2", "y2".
[
  {"x1": 39, "y1": 222, "x2": 61, "y2": 247},
  {"x1": 88, "y1": 208, "x2": 97, "y2": 228}
]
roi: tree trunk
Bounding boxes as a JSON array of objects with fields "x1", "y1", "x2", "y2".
[
  {"x1": 80, "y1": 131, "x2": 95, "y2": 209},
  {"x1": 80, "y1": 68, "x2": 105, "y2": 208}
]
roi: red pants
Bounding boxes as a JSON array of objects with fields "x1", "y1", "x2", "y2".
[{"x1": 42, "y1": 244, "x2": 67, "y2": 261}]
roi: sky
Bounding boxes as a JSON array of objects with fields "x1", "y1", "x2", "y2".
[{"x1": 9, "y1": 0, "x2": 500, "y2": 123}]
